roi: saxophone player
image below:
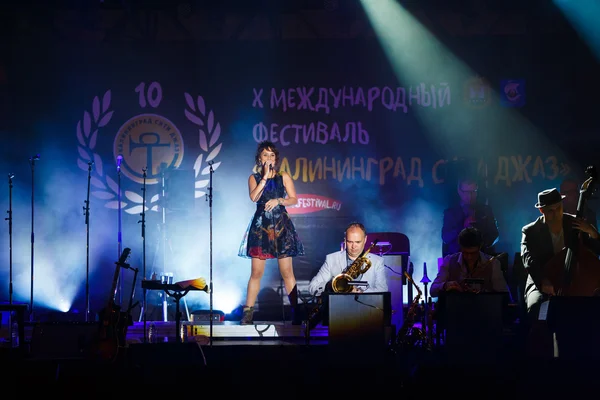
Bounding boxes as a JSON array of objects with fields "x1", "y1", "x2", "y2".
[
  {"x1": 308, "y1": 222, "x2": 389, "y2": 296},
  {"x1": 306, "y1": 222, "x2": 388, "y2": 328}
]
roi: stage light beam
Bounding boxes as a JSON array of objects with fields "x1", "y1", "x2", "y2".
[{"x1": 554, "y1": 0, "x2": 600, "y2": 60}]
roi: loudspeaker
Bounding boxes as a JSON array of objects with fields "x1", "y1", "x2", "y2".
[{"x1": 30, "y1": 322, "x2": 98, "y2": 359}]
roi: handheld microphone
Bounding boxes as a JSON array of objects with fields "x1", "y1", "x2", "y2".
[
  {"x1": 8, "y1": 173, "x2": 14, "y2": 179},
  {"x1": 30, "y1": 154, "x2": 40, "y2": 161},
  {"x1": 269, "y1": 164, "x2": 273, "y2": 171},
  {"x1": 116, "y1": 155, "x2": 123, "y2": 169}
]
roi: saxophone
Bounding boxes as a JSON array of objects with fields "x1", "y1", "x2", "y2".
[
  {"x1": 396, "y1": 271, "x2": 431, "y2": 351},
  {"x1": 331, "y1": 240, "x2": 378, "y2": 293}
]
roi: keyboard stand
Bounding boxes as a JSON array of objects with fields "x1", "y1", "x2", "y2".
[
  {"x1": 141, "y1": 280, "x2": 208, "y2": 343},
  {"x1": 164, "y1": 289, "x2": 190, "y2": 343}
]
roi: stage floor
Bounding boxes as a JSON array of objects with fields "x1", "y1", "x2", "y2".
[{"x1": 2, "y1": 320, "x2": 600, "y2": 398}]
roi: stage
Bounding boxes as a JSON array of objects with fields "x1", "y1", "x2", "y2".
[{"x1": 2, "y1": 319, "x2": 600, "y2": 398}]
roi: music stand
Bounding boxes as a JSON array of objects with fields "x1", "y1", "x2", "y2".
[
  {"x1": 328, "y1": 292, "x2": 392, "y2": 362},
  {"x1": 440, "y1": 292, "x2": 505, "y2": 364}
]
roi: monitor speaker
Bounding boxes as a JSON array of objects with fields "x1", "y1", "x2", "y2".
[{"x1": 30, "y1": 322, "x2": 98, "y2": 359}]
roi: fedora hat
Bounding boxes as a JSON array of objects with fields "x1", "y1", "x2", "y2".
[{"x1": 535, "y1": 188, "x2": 566, "y2": 208}]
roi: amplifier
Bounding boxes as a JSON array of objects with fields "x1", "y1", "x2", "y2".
[{"x1": 191, "y1": 310, "x2": 224, "y2": 322}]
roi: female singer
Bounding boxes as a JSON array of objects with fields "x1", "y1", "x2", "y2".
[{"x1": 238, "y1": 140, "x2": 304, "y2": 325}]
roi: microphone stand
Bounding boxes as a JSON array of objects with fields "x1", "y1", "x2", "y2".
[
  {"x1": 83, "y1": 161, "x2": 93, "y2": 322},
  {"x1": 420, "y1": 262, "x2": 431, "y2": 343},
  {"x1": 117, "y1": 158, "x2": 123, "y2": 304},
  {"x1": 6, "y1": 173, "x2": 14, "y2": 305},
  {"x1": 138, "y1": 167, "x2": 148, "y2": 343},
  {"x1": 4, "y1": 174, "x2": 15, "y2": 305},
  {"x1": 206, "y1": 160, "x2": 215, "y2": 346},
  {"x1": 6, "y1": 173, "x2": 15, "y2": 343},
  {"x1": 160, "y1": 165, "x2": 168, "y2": 322},
  {"x1": 29, "y1": 155, "x2": 39, "y2": 322}
]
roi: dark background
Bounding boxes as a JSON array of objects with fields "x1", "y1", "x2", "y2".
[{"x1": 0, "y1": 0, "x2": 598, "y2": 317}]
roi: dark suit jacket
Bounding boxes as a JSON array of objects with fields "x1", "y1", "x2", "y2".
[
  {"x1": 441, "y1": 203, "x2": 499, "y2": 257},
  {"x1": 585, "y1": 207, "x2": 598, "y2": 230},
  {"x1": 521, "y1": 213, "x2": 600, "y2": 298}
]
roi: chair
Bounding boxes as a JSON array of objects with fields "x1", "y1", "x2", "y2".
[
  {"x1": 367, "y1": 231, "x2": 410, "y2": 337},
  {"x1": 366, "y1": 231, "x2": 410, "y2": 271}
]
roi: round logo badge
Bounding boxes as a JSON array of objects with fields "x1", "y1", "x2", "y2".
[
  {"x1": 113, "y1": 113, "x2": 184, "y2": 184},
  {"x1": 463, "y1": 76, "x2": 493, "y2": 109}
]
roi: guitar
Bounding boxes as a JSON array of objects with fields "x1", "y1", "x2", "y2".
[{"x1": 93, "y1": 248, "x2": 131, "y2": 362}]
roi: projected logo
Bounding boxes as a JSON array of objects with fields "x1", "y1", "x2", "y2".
[
  {"x1": 114, "y1": 114, "x2": 184, "y2": 185},
  {"x1": 74, "y1": 83, "x2": 223, "y2": 214},
  {"x1": 463, "y1": 76, "x2": 492, "y2": 109},
  {"x1": 287, "y1": 194, "x2": 343, "y2": 215},
  {"x1": 500, "y1": 79, "x2": 526, "y2": 107}
]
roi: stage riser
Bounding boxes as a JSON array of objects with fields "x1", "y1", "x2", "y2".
[{"x1": 127, "y1": 321, "x2": 329, "y2": 340}]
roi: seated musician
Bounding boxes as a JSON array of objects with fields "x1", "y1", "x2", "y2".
[
  {"x1": 431, "y1": 227, "x2": 510, "y2": 342},
  {"x1": 306, "y1": 222, "x2": 388, "y2": 328},
  {"x1": 521, "y1": 187, "x2": 600, "y2": 358},
  {"x1": 431, "y1": 226, "x2": 509, "y2": 297}
]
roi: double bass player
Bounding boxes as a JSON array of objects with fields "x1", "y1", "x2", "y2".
[{"x1": 521, "y1": 187, "x2": 600, "y2": 358}]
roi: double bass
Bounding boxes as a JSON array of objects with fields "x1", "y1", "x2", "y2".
[{"x1": 545, "y1": 166, "x2": 600, "y2": 296}]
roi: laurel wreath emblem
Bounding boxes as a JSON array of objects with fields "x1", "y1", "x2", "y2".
[
  {"x1": 184, "y1": 93, "x2": 222, "y2": 198},
  {"x1": 75, "y1": 90, "x2": 161, "y2": 214},
  {"x1": 76, "y1": 89, "x2": 222, "y2": 215}
]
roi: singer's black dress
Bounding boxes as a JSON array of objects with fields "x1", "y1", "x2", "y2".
[{"x1": 238, "y1": 172, "x2": 305, "y2": 259}]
